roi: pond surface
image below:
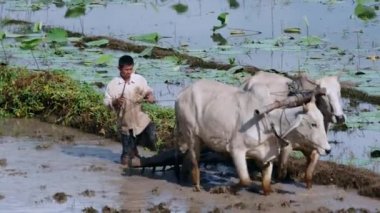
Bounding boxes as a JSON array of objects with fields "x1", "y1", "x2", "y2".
[
  {"x1": 1, "y1": 0, "x2": 379, "y2": 94},
  {"x1": 0, "y1": 1, "x2": 380, "y2": 172}
]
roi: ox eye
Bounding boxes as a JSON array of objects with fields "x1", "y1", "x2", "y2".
[{"x1": 311, "y1": 123, "x2": 317, "y2": 127}]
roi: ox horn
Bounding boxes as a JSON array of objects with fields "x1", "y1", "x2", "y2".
[{"x1": 303, "y1": 103, "x2": 309, "y2": 112}]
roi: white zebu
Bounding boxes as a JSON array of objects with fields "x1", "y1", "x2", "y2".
[
  {"x1": 242, "y1": 71, "x2": 344, "y2": 188},
  {"x1": 175, "y1": 79, "x2": 331, "y2": 195}
]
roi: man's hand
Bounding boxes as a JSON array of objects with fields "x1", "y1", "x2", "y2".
[
  {"x1": 144, "y1": 92, "x2": 155, "y2": 103},
  {"x1": 112, "y1": 97, "x2": 125, "y2": 110}
]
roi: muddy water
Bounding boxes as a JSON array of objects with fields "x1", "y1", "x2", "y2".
[
  {"x1": 327, "y1": 129, "x2": 380, "y2": 173},
  {"x1": 0, "y1": 118, "x2": 380, "y2": 212}
]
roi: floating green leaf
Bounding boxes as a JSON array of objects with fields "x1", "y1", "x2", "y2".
[
  {"x1": 95, "y1": 54, "x2": 112, "y2": 66},
  {"x1": 31, "y1": 3, "x2": 44, "y2": 11},
  {"x1": 85, "y1": 39, "x2": 109, "y2": 47},
  {"x1": 129, "y1": 32, "x2": 160, "y2": 43},
  {"x1": 139, "y1": 46, "x2": 154, "y2": 57},
  {"x1": 284, "y1": 27, "x2": 301, "y2": 34},
  {"x1": 228, "y1": 0, "x2": 240, "y2": 9},
  {"x1": 64, "y1": 5, "x2": 86, "y2": 18},
  {"x1": 163, "y1": 55, "x2": 181, "y2": 64},
  {"x1": 227, "y1": 65, "x2": 243, "y2": 73},
  {"x1": 217, "y1": 12, "x2": 229, "y2": 25},
  {"x1": 298, "y1": 36, "x2": 323, "y2": 47},
  {"x1": 33, "y1": 21, "x2": 43, "y2": 33},
  {"x1": 53, "y1": 0, "x2": 65, "y2": 8},
  {"x1": 212, "y1": 24, "x2": 227, "y2": 32},
  {"x1": 211, "y1": 33, "x2": 227, "y2": 45},
  {"x1": 0, "y1": 32, "x2": 5, "y2": 40},
  {"x1": 355, "y1": 3, "x2": 377, "y2": 20},
  {"x1": 47, "y1": 28, "x2": 68, "y2": 44},
  {"x1": 212, "y1": 12, "x2": 229, "y2": 32},
  {"x1": 171, "y1": 3, "x2": 188, "y2": 14},
  {"x1": 20, "y1": 38, "x2": 43, "y2": 50}
]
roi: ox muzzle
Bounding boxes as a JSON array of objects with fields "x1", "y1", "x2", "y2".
[{"x1": 335, "y1": 115, "x2": 345, "y2": 124}]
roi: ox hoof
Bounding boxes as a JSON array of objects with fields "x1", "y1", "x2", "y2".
[
  {"x1": 209, "y1": 186, "x2": 230, "y2": 194},
  {"x1": 263, "y1": 187, "x2": 274, "y2": 196},
  {"x1": 193, "y1": 185, "x2": 201, "y2": 192},
  {"x1": 305, "y1": 176, "x2": 313, "y2": 189},
  {"x1": 305, "y1": 180, "x2": 313, "y2": 189}
]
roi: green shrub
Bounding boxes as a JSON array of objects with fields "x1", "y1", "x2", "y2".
[{"x1": 0, "y1": 66, "x2": 175, "y2": 149}]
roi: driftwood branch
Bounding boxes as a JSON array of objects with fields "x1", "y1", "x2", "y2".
[{"x1": 255, "y1": 86, "x2": 326, "y2": 115}]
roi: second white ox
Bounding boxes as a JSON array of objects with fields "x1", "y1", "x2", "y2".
[
  {"x1": 175, "y1": 79, "x2": 331, "y2": 195},
  {"x1": 242, "y1": 71, "x2": 343, "y2": 188}
]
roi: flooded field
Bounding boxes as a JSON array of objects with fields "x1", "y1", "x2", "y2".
[
  {"x1": 1, "y1": 0, "x2": 379, "y2": 95},
  {"x1": 0, "y1": 0, "x2": 380, "y2": 211}
]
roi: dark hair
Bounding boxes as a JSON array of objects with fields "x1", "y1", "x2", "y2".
[{"x1": 118, "y1": 55, "x2": 134, "y2": 68}]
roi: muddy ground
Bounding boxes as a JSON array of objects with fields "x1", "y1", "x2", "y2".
[{"x1": 0, "y1": 118, "x2": 379, "y2": 213}]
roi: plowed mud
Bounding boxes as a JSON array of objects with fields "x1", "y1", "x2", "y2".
[{"x1": 0, "y1": 118, "x2": 379, "y2": 212}]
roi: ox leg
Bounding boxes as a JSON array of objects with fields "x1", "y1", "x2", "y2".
[
  {"x1": 262, "y1": 162, "x2": 274, "y2": 195},
  {"x1": 277, "y1": 145, "x2": 292, "y2": 180},
  {"x1": 187, "y1": 137, "x2": 201, "y2": 192},
  {"x1": 305, "y1": 150, "x2": 319, "y2": 189},
  {"x1": 189, "y1": 148, "x2": 201, "y2": 191},
  {"x1": 231, "y1": 150, "x2": 251, "y2": 187}
]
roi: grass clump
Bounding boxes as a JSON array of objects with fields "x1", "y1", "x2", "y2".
[
  {"x1": 143, "y1": 103, "x2": 176, "y2": 150},
  {"x1": 341, "y1": 87, "x2": 380, "y2": 105},
  {"x1": 0, "y1": 66, "x2": 175, "y2": 149}
]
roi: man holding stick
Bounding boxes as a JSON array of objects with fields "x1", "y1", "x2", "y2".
[{"x1": 104, "y1": 55, "x2": 157, "y2": 167}]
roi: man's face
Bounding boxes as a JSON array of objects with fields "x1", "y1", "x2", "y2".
[{"x1": 119, "y1": 64, "x2": 133, "y2": 80}]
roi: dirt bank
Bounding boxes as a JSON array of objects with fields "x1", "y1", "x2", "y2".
[{"x1": 0, "y1": 118, "x2": 379, "y2": 212}]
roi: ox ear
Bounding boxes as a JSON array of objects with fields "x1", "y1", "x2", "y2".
[{"x1": 303, "y1": 103, "x2": 309, "y2": 113}]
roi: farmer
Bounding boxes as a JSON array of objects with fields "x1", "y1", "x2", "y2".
[{"x1": 104, "y1": 55, "x2": 157, "y2": 167}]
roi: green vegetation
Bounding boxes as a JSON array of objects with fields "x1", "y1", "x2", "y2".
[
  {"x1": 212, "y1": 12, "x2": 229, "y2": 32},
  {"x1": 355, "y1": 1, "x2": 377, "y2": 20},
  {"x1": 171, "y1": 3, "x2": 188, "y2": 14},
  {"x1": 341, "y1": 87, "x2": 380, "y2": 105},
  {"x1": 129, "y1": 33, "x2": 160, "y2": 44},
  {"x1": 0, "y1": 66, "x2": 175, "y2": 150}
]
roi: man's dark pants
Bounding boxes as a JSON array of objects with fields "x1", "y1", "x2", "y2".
[{"x1": 121, "y1": 122, "x2": 157, "y2": 161}]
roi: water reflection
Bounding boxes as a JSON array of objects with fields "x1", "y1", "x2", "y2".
[{"x1": 326, "y1": 129, "x2": 380, "y2": 173}]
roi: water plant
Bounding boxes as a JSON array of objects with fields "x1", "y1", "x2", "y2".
[
  {"x1": 64, "y1": 0, "x2": 87, "y2": 34},
  {"x1": 129, "y1": 33, "x2": 160, "y2": 44},
  {"x1": 228, "y1": 0, "x2": 240, "y2": 9},
  {"x1": 212, "y1": 12, "x2": 229, "y2": 32},
  {"x1": 355, "y1": 0, "x2": 377, "y2": 20},
  {"x1": 171, "y1": 3, "x2": 188, "y2": 14},
  {"x1": 0, "y1": 31, "x2": 8, "y2": 64},
  {"x1": 20, "y1": 37, "x2": 43, "y2": 69}
]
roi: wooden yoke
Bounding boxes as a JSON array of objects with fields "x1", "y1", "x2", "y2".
[{"x1": 254, "y1": 86, "x2": 326, "y2": 116}]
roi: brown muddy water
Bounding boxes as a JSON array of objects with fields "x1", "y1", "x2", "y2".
[{"x1": 0, "y1": 118, "x2": 379, "y2": 212}]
